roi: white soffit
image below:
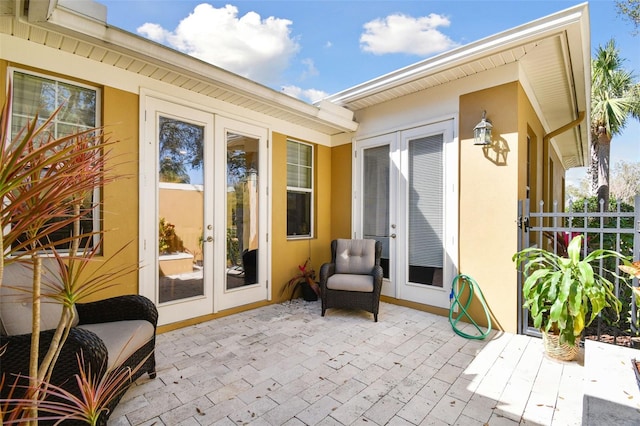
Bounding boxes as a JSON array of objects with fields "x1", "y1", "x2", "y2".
[
  {"x1": 0, "y1": 0, "x2": 357, "y2": 135},
  {"x1": 322, "y1": 3, "x2": 590, "y2": 168}
]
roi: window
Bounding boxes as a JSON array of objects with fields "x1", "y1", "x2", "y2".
[
  {"x1": 286, "y1": 140, "x2": 313, "y2": 238},
  {"x1": 10, "y1": 69, "x2": 101, "y2": 250}
]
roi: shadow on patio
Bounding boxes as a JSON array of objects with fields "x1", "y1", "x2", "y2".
[{"x1": 111, "y1": 301, "x2": 639, "y2": 425}]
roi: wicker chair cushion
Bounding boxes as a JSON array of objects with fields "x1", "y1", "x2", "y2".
[
  {"x1": 327, "y1": 273, "x2": 374, "y2": 292},
  {"x1": 335, "y1": 239, "x2": 375, "y2": 275},
  {"x1": 78, "y1": 320, "x2": 154, "y2": 370},
  {"x1": 0, "y1": 261, "x2": 79, "y2": 336}
]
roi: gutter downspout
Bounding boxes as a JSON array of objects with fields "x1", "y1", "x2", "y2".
[
  {"x1": 543, "y1": 111, "x2": 586, "y2": 146},
  {"x1": 542, "y1": 110, "x2": 586, "y2": 207}
]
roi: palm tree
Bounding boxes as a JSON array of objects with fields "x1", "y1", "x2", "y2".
[{"x1": 590, "y1": 39, "x2": 640, "y2": 209}]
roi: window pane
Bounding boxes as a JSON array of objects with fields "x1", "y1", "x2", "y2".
[
  {"x1": 287, "y1": 140, "x2": 313, "y2": 237},
  {"x1": 287, "y1": 191, "x2": 311, "y2": 236},
  {"x1": 12, "y1": 71, "x2": 97, "y2": 141},
  {"x1": 10, "y1": 70, "x2": 100, "y2": 251},
  {"x1": 287, "y1": 140, "x2": 299, "y2": 164},
  {"x1": 287, "y1": 164, "x2": 298, "y2": 187},
  {"x1": 298, "y1": 143, "x2": 312, "y2": 167}
]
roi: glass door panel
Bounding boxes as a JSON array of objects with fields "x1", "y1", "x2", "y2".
[
  {"x1": 408, "y1": 134, "x2": 444, "y2": 287},
  {"x1": 356, "y1": 133, "x2": 397, "y2": 298},
  {"x1": 214, "y1": 116, "x2": 268, "y2": 311},
  {"x1": 141, "y1": 97, "x2": 214, "y2": 326},
  {"x1": 158, "y1": 116, "x2": 205, "y2": 303},
  {"x1": 363, "y1": 144, "x2": 391, "y2": 279},
  {"x1": 355, "y1": 121, "x2": 455, "y2": 309},
  {"x1": 226, "y1": 132, "x2": 259, "y2": 290}
]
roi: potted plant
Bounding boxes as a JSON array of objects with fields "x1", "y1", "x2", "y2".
[
  {"x1": 281, "y1": 259, "x2": 320, "y2": 302},
  {"x1": 618, "y1": 260, "x2": 640, "y2": 391},
  {"x1": 0, "y1": 88, "x2": 147, "y2": 424},
  {"x1": 513, "y1": 235, "x2": 625, "y2": 361}
]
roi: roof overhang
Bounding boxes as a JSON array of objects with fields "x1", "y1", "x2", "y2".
[
  {"x1": 322, "y1": 3, "x2": 591, "y2": 169},
  {"x1": 1, "y1": 0, "x2": 358, "y2": 135}
]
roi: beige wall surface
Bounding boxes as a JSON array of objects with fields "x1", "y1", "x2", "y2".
[
  {"x1": 458, "y1": 81, "x2": 567, "y2": 333},
  {"x1": 330, "y1": 143, "x2": 353, "y2": 241},
  {"x1": 100, "y1": 87, "x2": 141, "y2": 298},
  {"x1": 271, "y1": 132, "x2": 334, "y2": 302},
  {"x1": 459, "y1": 82, "x2": 520, "y2": 333}
]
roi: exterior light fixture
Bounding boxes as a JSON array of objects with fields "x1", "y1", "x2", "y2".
[{"x1": 473, "y1": 110, "x2": 493, "y2": 146}]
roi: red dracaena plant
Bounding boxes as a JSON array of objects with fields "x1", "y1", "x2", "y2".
[
  {"x1": 281, "y1": 258, "x2": 320, "y2": 301},
  {"x1": 0, "y1": 87, "x2": 133, "y2": 424},
  {"x1": 2, "y1": 352, "x2": 150, "y2": 426}
]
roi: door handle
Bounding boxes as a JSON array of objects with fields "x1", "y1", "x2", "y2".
[
  {"x1": 390, "y1": 233, "x2": 396, "y2": 239},
  {"x1": 206, "y1": 236, "x2": 213, "y2": 242}
]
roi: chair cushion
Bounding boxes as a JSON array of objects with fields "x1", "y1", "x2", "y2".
[
  {"x1": 78, "y1": 320, "x2": 154, "y2": 370},
  {"x1": 0, "y1": 260, "x2": 79, "y2": 336},
  {"x1": 327, "y1": 273, "x2": 374, "y2": 292},
  {"x1": 335, "y1": 239, "x2": 375, "y2": 275}
]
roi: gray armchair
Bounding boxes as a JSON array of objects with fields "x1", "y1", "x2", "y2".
[{"x1": 319, "y1": 239, "x2": 383, "y2": 321}]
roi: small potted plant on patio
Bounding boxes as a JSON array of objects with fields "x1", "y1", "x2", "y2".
[
  {"x1": 513, "y1": 235, "x2": 626, "y2": 361},
  {"x1": 281, "y1": 258, "x2": 320, "y2": 302}
]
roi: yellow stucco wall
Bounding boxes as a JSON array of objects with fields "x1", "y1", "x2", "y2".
[
  {"x1": 270, "y1": 132, "x2": 333, "y2": 301},
  {"x1": 94, "y1": 87, "x2": 140, "y2": 298},
  {"x1": 459, "y1": 82, "x2": 520, "y2": 332},
  {"x1": 0, "y1": 60, "x2": 6, "y2": 104},
  {"x1": 459, "y1": 82, "x2": 566, "y2": 333},
  {"x1": 330, "y1": 143, "x2": 353, "y2": 240}
]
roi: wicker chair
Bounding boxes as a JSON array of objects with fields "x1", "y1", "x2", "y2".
[
  {"x1": 0, "y1": 261, "x2": 157, "y2": 425},
  {"x1": 320, "y1": 239, "x2": 383, "y2": 322}
]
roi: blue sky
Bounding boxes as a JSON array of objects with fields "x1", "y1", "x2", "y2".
[{"x1": 99, "y1": 0, "x2": 639, "y2": 185}]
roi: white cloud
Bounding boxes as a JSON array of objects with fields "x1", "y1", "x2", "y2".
[
  {"x1": 360, "y1": 13, "x2": 459, "y2": 56},
  {"x1": 137, "y1": 3, "x2": 300, "y2": 86},
  {"x1": 281, "y1": 85, "x2": 328, "y2": 103},
  {"x1": 300, "y1": 58, "x2": 318, "y2": 80}
]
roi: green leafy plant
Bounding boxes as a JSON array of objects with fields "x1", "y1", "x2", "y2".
[
  {"x1": 280, "y1": 259, "x2": 320, "y2": 301},
  {"x1": 158, "y1": 217, "x2": 185, "y2": 254},
  {"x1": 513, "y1": 235, "x2": 626, "y2": 347}
]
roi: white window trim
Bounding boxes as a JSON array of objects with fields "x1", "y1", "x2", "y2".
[
  {"x1": 286, "y1": 139, "x2": 314, "y2": 239},
  {"x1": 7, "y1": 67, "x2": 103, "y2": 252}
]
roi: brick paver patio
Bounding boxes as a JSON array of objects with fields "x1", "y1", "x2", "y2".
[{"x1": 110, "y1": 300, "x2": 640, "y2": 425}]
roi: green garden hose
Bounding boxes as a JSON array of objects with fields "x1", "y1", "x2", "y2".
[{"x1": 448, "y1": 274, "x2": 492, "y2": 340}]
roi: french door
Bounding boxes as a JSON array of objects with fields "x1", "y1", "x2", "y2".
[
  {"x1": 213, "y1": 116, "x2": 269, "y2": 312},
  {"x1": 140, "y1": 97, "x2": 269, "y2": 325},
  {"x1": 354, "y1": 120, "x2": 457, "y2": 309}
]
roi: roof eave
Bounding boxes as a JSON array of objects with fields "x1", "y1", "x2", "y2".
[
  {"x1": 24, "y1": 0, "x2": 358, "y2": 134},
  {"x1": 323, "y1": 2, "x2": 589, "y2": 109}
]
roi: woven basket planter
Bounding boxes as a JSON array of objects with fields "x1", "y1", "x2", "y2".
[{"x1": 542, "y1": 330, "x2": 580, "y2": 361}]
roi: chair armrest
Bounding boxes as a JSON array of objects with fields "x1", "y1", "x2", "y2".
[
  {"x1": 0, "y1": 327, "x2": 108, "y2": 398},
  {"x1": 77, "y1": 295, "x2": 158, "y2": 327},
  {"x1": 319, "y1": 262, "x2": 336, "y2": 291},
  {"x1": 371, "y1": 265, "x2": 384, "y2": 295}
]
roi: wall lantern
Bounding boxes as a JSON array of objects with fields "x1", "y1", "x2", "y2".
[{"x1": 473, "y1": 110, "x2": 493, "y2": 146}]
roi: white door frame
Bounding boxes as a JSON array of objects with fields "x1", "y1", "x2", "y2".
[
  {"x1": 352, "y1": 132, "x2": 399, "y2": 298},
  {"x1": 213, "y1": 116, "x2": 270, "y2": 312},
  {"x1": 140, "y1": 96, "x2": 215, "y2": 325},
  {"x1": 353, "y1": 119, "x2": 458, "y2": 309},
  {"x1": 140, "y1": 97, "x2": 271, "y2": 325}
]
